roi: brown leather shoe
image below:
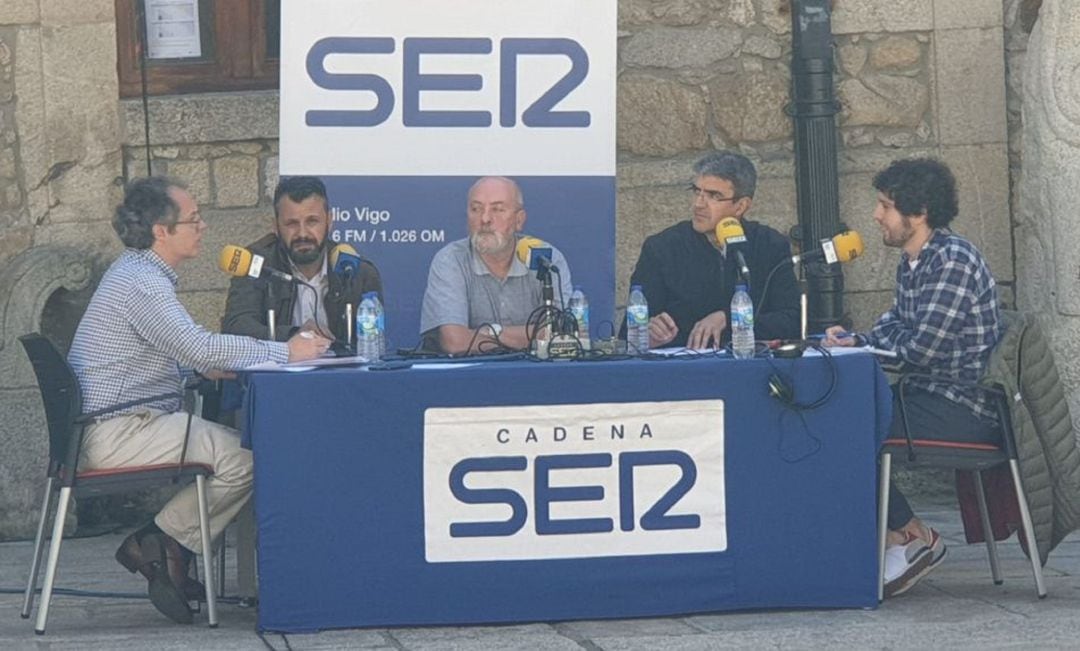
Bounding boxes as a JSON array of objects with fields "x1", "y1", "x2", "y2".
[
  {"x1": 115, "y1": 532, "x2": 152, "y2": 579},
  {"x1": 139, "y1": 533, "x2": 194, "y2": 624},
  {"x1": 117, "y1": 531, "x2": 205, "y2": 602}
]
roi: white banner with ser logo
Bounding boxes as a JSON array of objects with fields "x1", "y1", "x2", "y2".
[{"x1": 424, "y1": 400, "x2": 726, "y2": 562}]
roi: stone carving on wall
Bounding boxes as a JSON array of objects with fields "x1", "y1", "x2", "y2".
[
  {"x1": 1017, "y1": 0, "x2": 1080, "y2": 425},
  {"x1": 0, "y1": 246, "x2": 94, "y2": 539},
  {"x1": 1019, "y1": 0, "x2": 1080, "y2": 318},
  {"x1": 0, "y1": 246, "x2": 92, "y2": 389}
]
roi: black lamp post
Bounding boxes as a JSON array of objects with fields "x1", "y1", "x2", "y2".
[{"x1": 789, "y1": 0, "x2": 846, "y2": 333}]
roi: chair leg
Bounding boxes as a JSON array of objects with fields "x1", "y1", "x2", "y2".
[
  {"x1": 972, "y1": 469, "x2": 1003, "y2": 585},
  {"x1": 217, "y1": 528, "x2": 227, "y2": 600},
  {"x1": 22, "y1": 478, "x2": 56, "y2": 619},
  {"x1": 195, "y1": 475, "x2": 219, "y2": 627},
  {"x1": 878, "y1": 452, "x2": 891, "y2": 602},
  {"x1": 34, "y1": 486, "x2": 71, "y2": 635},
  {"x1": 1008, "y1": 459, "x2": 1047, "y2": 598}
]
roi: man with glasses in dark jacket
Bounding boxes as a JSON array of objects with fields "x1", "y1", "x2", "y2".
[{"x1": 626, "y1": 150, "x2": 800, "y2": 349}]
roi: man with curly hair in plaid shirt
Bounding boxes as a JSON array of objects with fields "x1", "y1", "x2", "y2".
[{"x1": 824, "y1": 158, "x2": 1003, "y2": 598}]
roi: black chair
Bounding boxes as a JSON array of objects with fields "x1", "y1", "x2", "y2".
[
  {"x1": 18, "y1": 333, "x2": 219, "y2": 633},
  {"x1": 877, "y1": 372, "x2": 1046, "y2": 601}
]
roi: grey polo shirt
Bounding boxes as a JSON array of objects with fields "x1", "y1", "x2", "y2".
[{"x1": 420, "y1": 237, "x2": 574, "y2": 335}]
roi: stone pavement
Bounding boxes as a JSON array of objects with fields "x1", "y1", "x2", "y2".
[{"x1": 2, "y1": 506, "x2": 1079, "y2": 650}]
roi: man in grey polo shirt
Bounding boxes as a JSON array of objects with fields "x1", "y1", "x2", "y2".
[{"x1": 420, "y1": 176, "x2": 573, "y2": 355}]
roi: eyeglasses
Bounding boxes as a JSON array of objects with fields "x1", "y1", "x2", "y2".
[
  {"x1": 173, "y1": 214, "x2": 205, "y2": 227},
  {"x1": 687, "y1": 183, "x2": 741, "y2": 204}
]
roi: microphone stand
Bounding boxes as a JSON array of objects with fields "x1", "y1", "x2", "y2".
[
  {"x1": 538, "y1": 264, "x2": 554, "y2": 309},
  {"x1": 532, "y1": 264, "x2": 554, "y2": 359},
  {"x1": 266, "y1": 281, "x2": 278, "y2": 341},
  {"x1": 345, "y1": 303, "x2": 355, "y2": 353},
  {"x1": 799, "y1": 277, "x2": 809, "y2": 341}
]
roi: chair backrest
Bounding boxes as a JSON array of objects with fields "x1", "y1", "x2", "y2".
[{"x1": 19, "y1": 334, "x2": 83, "y2": 476}]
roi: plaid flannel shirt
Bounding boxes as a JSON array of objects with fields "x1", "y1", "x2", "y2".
[
  {"x1": 867, "y1": 229, "x2": 1002, "y2": 423},
  {"x1": 69, "y1": 249, "x2": 289, "y2": 417}
]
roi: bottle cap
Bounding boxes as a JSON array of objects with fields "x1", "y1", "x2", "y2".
[
  {"x1": 735, "y1": 284, "x2": 747, "y2": 292},
  {"x1": 630, "y1": 284, "x2": 642, "y2": 291}
]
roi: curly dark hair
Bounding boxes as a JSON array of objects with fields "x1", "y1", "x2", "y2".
[
  {"x1": 112, "y1": 177, "x2": 186, "y2": 249},
  {"x1": 273, "y1": 176, "x2": 328, "y2": 218},
  {"x1": 872, "y1": 158, "x2": 959, "y2": 229}
]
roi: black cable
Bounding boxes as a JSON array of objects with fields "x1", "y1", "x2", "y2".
[
  {"x1": 258, "y1": 632, "x2": 279, "y2": 651},
  {"x1": 756, "y1": 257, "x2": 792, "y2": 320},
  {"x1": 463, "y1": 323, "x2": 486, "y2": 354},
  {"x1": 763, "y1": 343, "x2": 838, "y2": 411},
  {"x1": 135, "y1": 0, "x2": 153, "y2": 177},
  {"x1": 295, "y1": 281, "x2": 334, "y2": 341},
  {"x1": 776, "y1": 409, "x2": 823, "y2": 463},
  {"x1": 465, "y1": 321, "x2": 520, "y2": 355},
  {"x1": 257, "y1": 631, "x2": 293, "y2": 651},
  {"x1": 0, "y1": 586, "x2": 245, "y2": 604},
  {"x1": 551, "y1": 266, "x2": 567, "y2": 310}
]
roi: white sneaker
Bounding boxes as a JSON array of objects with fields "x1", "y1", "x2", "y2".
[{"x1": 884, "y1": 527, "x2": 947, "y2": 597}]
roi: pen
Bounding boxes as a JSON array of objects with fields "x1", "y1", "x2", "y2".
[{"x1": 809, "y1": 331, "x2": 854, "y2": 339}]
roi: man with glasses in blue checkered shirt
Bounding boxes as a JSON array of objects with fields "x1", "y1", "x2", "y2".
[
  {"x1": 824, "y1": 158, "x2": 1003, "y2": 597},
  {"x1": 67, "y1": 177, "x2": 331, "y2": 623}
]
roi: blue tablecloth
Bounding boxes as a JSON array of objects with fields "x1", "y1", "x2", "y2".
[{"x1": 243, "y1": 352, "x2": 891, "y2": 632}]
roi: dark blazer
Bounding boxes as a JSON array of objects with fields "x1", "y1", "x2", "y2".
[{"x1": 220, "y1": 233, "x2": 383, "y2": 342}]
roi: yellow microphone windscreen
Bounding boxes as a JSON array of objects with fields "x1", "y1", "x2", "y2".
[
  {"x1": 834, "y1": 231, "x2": 864, "y2": 263},
  {"x1": 515, "y1": 235, "x2": 545, "y2": 264},
  {"x1": 329, "y1": 243, "x2": 359, "y2": 269},
  {"x1": 218, "y1": 245, "x2": 253, "y2": 277},
  {"x1": 715, "y1": 217, "x2": 746, "y2": 244}
]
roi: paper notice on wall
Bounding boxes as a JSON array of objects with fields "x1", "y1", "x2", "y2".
[{"x1": 145, "y1": 0, "x2": 202, "y2": 59}]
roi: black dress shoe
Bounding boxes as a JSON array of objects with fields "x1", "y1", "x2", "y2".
[{"x1": 139, "y1": 533, "x2": 194, "y2": 624}]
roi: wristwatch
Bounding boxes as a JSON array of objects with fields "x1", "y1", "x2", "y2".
[{"x1": 488, "y1": 323, "x2": 503, "y2": 337}]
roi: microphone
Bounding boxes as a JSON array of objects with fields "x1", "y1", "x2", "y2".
[
  {"x1": 715, "y1": 218, "x2": 751, "y2": 282},
  {"x1": 218, "y1": 244, "x2": 298, "y2": 283},
  {"x1": 515, "y1": 236, "x2": 555, "y2": 271},
  {"x1": 329, "y1": 243, "x2": 362, "y2": 277},
  {"x1": 791, "y1": 230, "x2": 864, "y2": 266}
]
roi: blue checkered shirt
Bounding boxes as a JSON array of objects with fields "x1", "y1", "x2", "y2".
[
  {"x1": 866, "y1": 229, "x2": 1002, "y2": 422},
  {"x1": 69, "y1": 249, "x2": 289, "y2": 417}
]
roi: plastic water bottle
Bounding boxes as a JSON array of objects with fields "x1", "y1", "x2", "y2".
[
  {"x1": 567, "y1": 286, "x2": 591, "y2": 351},
  {"x1": 365, "y1": 291, "x2": 387, "y2": 359},
  {"x1": 626, "y1": 284, "x2": 650, "y2": 354},
  {"x1": 730, "y1": 283, "x2": 756, "y2": 359},
  {"x1": 356, "y1": 294, "x2": 380, "y2": 362}
]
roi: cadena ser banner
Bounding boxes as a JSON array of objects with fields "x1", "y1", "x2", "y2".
[
  {"x1": 280, "y1": 0, "x2": 616, "y2": 349},
  {"x1": 423, "y1": 400, "x2": 727, "y2": 563}
]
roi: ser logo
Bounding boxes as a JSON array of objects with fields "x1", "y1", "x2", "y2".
[
  {"x1": 447, "y1": 450, "x2": 699, "y2": 538},
  {"x1": 305, "y1": 37, "x2": 590, "y2": 128}
]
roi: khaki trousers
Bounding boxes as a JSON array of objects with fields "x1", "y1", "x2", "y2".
[{"x1": 80, "y1": 410, "x2": 252, "y2": 553}]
